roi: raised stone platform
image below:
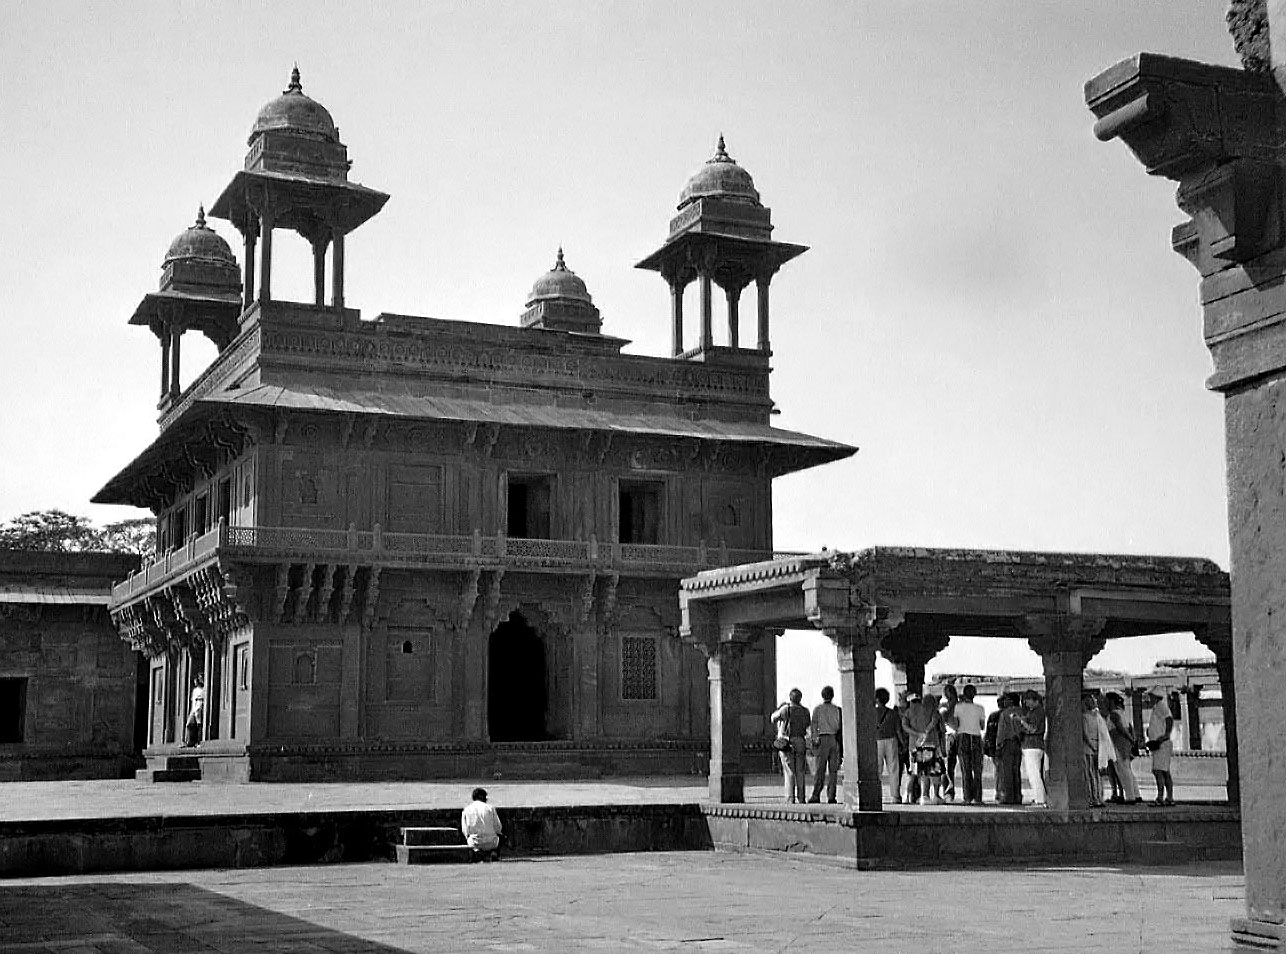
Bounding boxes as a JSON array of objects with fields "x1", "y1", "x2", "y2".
[{"x1": 0, "y1": 798, "x2": 1238, "y2": 877}]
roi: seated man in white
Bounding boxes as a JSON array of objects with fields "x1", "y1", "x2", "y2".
[{"x1": 461, "y1": 787, "x2": 503, "y2": 860}]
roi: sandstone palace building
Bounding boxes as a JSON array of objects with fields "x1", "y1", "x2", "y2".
[{"x1": 94, "y1": 69, "x2": 852, "y2": 781}]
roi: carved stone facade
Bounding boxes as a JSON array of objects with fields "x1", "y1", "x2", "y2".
[
  {"x1": 94, "y1": 70, "x2": 849, "y2": 782},
  {"x1": 0, "y1": 550, "x2": 141, "y2": 779}
]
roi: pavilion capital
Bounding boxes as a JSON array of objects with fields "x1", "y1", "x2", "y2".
[
  {"x1": 1193, "y1": 616, "x2": 1233, "y2": 655},
  {"x1": 1019, "y1": 613, "x2": 1107, "y2": 663}
]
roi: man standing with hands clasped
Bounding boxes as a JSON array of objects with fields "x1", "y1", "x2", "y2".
[
  {"x1": 952, "y1": 684, "x2": 987, "y2": 805},
  {"x1": 807, "y1": 686, "x2": 843, "y2": 804}
]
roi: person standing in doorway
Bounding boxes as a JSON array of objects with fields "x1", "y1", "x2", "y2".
[
  {"x1": 1145, "y1": 687, "x2": 1175, "y2": 806},
  {"x1": 807, "y1": 686, "x2": 843, "y2": 804},
  {"x1": 953, "y1": 684, "x2": 986, "y2": 805},
  {"x1": 771, "y1": 688, "x2": 811, "y2": 804},
  {"x1": 1017, "y1": 690, "x2": 1048, "y2": 807},
  {"x1": 183, "y1": 673, "x2": 205, "y2": 748},
  {"x1": 874, "y1": 688, "x2": 903, "y2": 804},
  {"x1": 995, "y1": 693, "x2": 1024, "y2": 805}
]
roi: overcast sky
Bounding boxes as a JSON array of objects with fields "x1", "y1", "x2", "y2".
[{"x1": 0, "y1": 2, "x2": 1240, "y2": 689}]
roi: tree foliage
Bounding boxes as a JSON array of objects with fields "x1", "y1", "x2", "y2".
[{"x1": 0, "y1": 510, "x2": 156, "y2": 556}]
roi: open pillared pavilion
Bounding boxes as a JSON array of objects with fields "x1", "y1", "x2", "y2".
[{"x1": 680, "y1": 546, "x2": 1232, "y2": 811}]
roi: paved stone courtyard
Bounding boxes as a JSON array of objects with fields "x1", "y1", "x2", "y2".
[
  {"x1": 0, "y1": 852, "x2": 1244, "y2": 953},
  {"x1": 0, "y1": 772, "x2": 1228, "y2": 822}
]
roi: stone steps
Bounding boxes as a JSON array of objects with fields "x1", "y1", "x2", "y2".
[
  {"x1": 395, "y1": 826, "x2": 476, "y2": 864},
  {"x1": 136, "y1": 755, "x2": 201, "y2": 783}
]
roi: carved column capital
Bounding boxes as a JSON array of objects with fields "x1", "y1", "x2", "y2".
[{"x1": 1019, "y1": 614, "x2": 1107, "y2": 666}]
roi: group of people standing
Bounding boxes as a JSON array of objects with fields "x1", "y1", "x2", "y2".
[{"x1": 774, "y1": 681, "x2": 1178, "y2": 808}]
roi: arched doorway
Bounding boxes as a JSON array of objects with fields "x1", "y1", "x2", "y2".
[{"x1": 488, "y1": 611, "x2": 547, "y2": 742}]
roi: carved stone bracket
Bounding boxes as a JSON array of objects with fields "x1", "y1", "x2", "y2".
[
  {"x1": 598, "y1": 572, "x2": 620, "y2": 632},
  {"x1": 456, "y1": 567, "x2": 482, "y2": 632},
  {"x1": 481, "y1": 569, "x2": 506, "y2": 633},
  {"x1": 360, "y1": 565, "x2": 382, "y2": 631}
]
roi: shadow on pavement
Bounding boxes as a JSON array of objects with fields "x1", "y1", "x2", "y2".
[{"x1": 0, "y1": 882, "x2": 412, "y2": 953}]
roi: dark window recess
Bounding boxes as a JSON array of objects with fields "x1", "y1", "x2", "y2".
[
  {"x1": 194, "y1": 495, "x2": 210, "y2": 535},
  {"x1": 507, "y1": 476, "x2": 552, "y2": 539},
  {"x1": 619, "y1": 482, "x2": 662, "y2": 544},
  {"x1": 218, "y1": 479, "x2": 232, "y2": 525},
  {"x1": 173, "y1": 508, "x2": 188, "y2": 544},
  {"x1": 0, "y1": 678, "x2": 28, "y2": 743},
  {"x1": 621, "y1": 637, "x2": 657, "y2": 701}
]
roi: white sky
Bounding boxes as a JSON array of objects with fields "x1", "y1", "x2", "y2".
[{"x1": 0, "y1": 2, "x2": 1239, "y2": 688}]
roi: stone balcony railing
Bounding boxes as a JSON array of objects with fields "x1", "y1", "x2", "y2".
[{"x1": 110, "y1": 521, "x2": 795, "y2": 606}]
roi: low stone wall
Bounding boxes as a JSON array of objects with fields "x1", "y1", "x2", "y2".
[
  {"x1": 0, "y1": 805, "x2": 710, "y2": 878},
  {"x1": 0, "y1": 752, "x2": 139, "y2": 782},
  {"x1": 703, "y1": 804, "x2": 1242, "y2": 867}
]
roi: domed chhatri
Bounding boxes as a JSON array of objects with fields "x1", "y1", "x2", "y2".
[
  {"x1": 677, "y1": 135, "x2": 761, "y2": 209},
  {"x1": 250, "y1": 65, "x2": 339, "y2": 144},
  {"x1": 521, "y1": 248, "x2": 602, "y2": 334},
  {"x1": 526, "y1": 248, "x2": 593, "y2": 306},
  {"x1": 163, "y1": 206, "x2": 237, "y2": 269}
]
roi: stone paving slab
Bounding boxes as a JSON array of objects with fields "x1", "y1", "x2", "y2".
[
  {"x1": 0, "y1": 775, "x2": 1228, "y2": 822},
  {"x1": 0, "y1": 853, "x2": 1246, "y2": 953}
]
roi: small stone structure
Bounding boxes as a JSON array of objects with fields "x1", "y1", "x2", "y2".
[
  {"x1": 680, "y1": 548, "x2": 1230, "y2": 811},
  {"x1": 1086, "y1": 5, "x2": 1286, "y2": 943},
  {"x1": 0, "y1": 550, "x2": 141, "y2": 779},
  {"x1": 92, "y1": 69, "x2": 852, "y2": 781}
]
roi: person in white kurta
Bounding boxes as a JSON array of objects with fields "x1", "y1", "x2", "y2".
[
  {"x1": 1145, "y1": 687, "x2": 1175, "y2": 806},
  {"x1": 461, "y1": 788, "x2": 504, "y2": 855}
]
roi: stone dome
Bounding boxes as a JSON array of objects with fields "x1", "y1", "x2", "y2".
[
  {"x1": 527, "y1": 248, "x2": 592, "y2": 305},
  {"x1": 163, "y1": 207, "x2": 236, "y2": 267},
  {"x1": 678, "y1": 136, "x2": 760, "y2": 209},
  {"x1": 249, "y1": 66, "x2": 339, "y2": 144}
]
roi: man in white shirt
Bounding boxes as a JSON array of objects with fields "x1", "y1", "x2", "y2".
[
  {"x1": 461, "y1": 787, "x2": 504, "y2": 860},
  {"x1": 806, "y1": 686, "x2": 843, "y2": 804},
  {"x1": 953, "y1": 684, "x2": 988, "y2": 806}
]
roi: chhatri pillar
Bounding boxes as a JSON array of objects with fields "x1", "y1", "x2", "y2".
[
  {"x1": 826, "y1": 622, "x2": 885, "y2": 811},
  {"x1": 1087, "y1": 12, "x2": 1284, "y2": 942},
  {"x1": 1023, "y1": 615, "x2": 1106, "y2": 811}
]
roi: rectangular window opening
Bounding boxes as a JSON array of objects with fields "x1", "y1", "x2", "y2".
[
  {"x1": 0, "y1": 677, "x2": 28, "y2": 744},
  {"x1": 507, "y1": 475, "x2": 552, "y2": 539},
  {"x1": 619, "y1": 481, "x2": 662, "y2": 544},
  {"x1": 621, "y1": 637, "x2": 658, "y2": 701}
]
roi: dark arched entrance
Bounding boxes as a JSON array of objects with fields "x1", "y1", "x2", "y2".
[{"x1": 488, "y1": 611, "x2": 547, "y2": 742}]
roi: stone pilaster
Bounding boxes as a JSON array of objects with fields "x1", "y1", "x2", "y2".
[
  {"x1": 1024, "y1": 615, "x2": 1106, "y2": 811},
  {"x1": 1087, "y1": 47, "x2": 1283, "y2": 945},
  {"x1": 1197, "y1": 620, "x2": 1240, "y2": 804}
]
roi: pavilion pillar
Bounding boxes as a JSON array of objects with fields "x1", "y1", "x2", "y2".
[
  {"x1": 332, "y1": 230, "x2": 345, "y2": 308},
  {"x1": 1087, "y1": 45, "x2": 1286, "y2": 943},
  {"x1": 168, "y1": 327, "x2": 182, "y2": 399},
  {"x1": 1179, "y1": 687, "x2": 1201, "y2": 750},
  {"x1": 670, "y1": 280, "x2": 685, "y2": 356},
  {"x1": 880, "y1": 623, "x2": 948, "y2": 699},
  {"x1": 699, "y1": 273, "x2": 713, "y2": 350},
  {"x1": 1196, "y1": 621, "x2": 1239, "y2": 804},
  {"x1": 242, "y1": 222, "x2": 258, "y2": 309},
  {"x1": 162, "y1": 650, "x2": 177, "y2": 745},
  {"x1": 755, "y1": 275, "x2": 771, "y2": 352},
  {"x1": 312, "y1": 239, "x2": 327, "y2": 306},
  {"x1": 201, "y1": 639, "x2": 216, "y2": 743},
  {"x1": 259, "y1": 215, "x2": 273, "y2": 303},
  {"x1": 703, "y1": 629, "x2": 755, "y2": 803},
  {"x1": 158, "y1": 332, "x2": 171, "y2": 399},
  {"x1": 1026, "y1": 615, "x2": 1105, "y2": 811},
  {"x1": 828, "y1": 626, "x2": 883, "y2": 811},
  {"x1": 725, "y1": 286, "x2": 740, "y2": 349}
]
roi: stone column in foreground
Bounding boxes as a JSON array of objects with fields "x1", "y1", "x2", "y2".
[
  {"x1": 827, "y1": 625, "x2": 883, "y2": 811},
  {"x1": 1024, "y1": 615, "x2": 1106, "y2": 811},
  {"x1": 693, "y1": 624, "x2": 759, "y2": 803},
  {"x1": 1196, "y1": 618, "x2": 1240, "y2": 804},
  {"x1": 1087, "y1": 28, "x2": 1285, "y2": 944}
]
